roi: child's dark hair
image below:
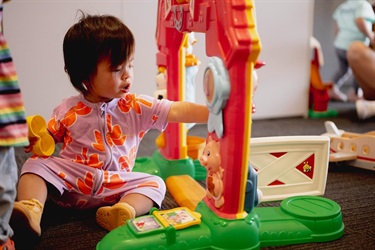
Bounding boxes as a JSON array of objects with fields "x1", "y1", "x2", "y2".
[{"x1": 63, "y1": 12, "x2": 135, "y2": 95}]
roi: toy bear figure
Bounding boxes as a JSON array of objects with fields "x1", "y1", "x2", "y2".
[
  {"x1": 199, "y1": 134, "x2": 224, "y2": 208},
  {"x1": 154, "y1": 67, "x2": 167, "y2": 100}
]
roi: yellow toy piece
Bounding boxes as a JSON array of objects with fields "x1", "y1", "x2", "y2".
[
  {"x1": 152, "y1": 207, "x2": 201, "y2": 230},
  {"x1": 26, "y1": 115, "x2": 55, "y2": 156},
  {"x1": 186, "y1": 136, "x2": 205, "y2": 160},
  {"x1": 165, "y1": 175, "x2": 205, "y2": 211},
  {"x1": 155, "y1": 132, "x2": 166, "y2": 149}
]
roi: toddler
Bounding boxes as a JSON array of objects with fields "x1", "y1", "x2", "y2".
[{"x1": 10, "y1": 12, "x2": 208, "y2": 239}]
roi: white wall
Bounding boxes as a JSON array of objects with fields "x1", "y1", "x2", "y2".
[
  {"x1": 253, "y1": 0, "x2": 314, "y2": 119},
  {"x1": 4, "y1": 1, "x2": 148, "y2": 119},
  {"x1": 4, "y1": 0, "x2": 313, "y2": 120}
]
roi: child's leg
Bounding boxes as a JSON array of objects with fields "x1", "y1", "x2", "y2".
[
  {"x1": 120, "y1": 193, "x2": 154, "y2": 216},
  {"x1": 0, "y1": 147, "x2": 18, "y2": 247},
  {"x1": 348, "y1": 41, "x2": 375, "y2": 101},
  {"x1": 17, "y1": 173, "x2": 48, "y2": 203},
  {"x1": 96, "y1": 193, "x2": 154, "y2": 231},
  {"x1": 10, "y1": 173, "x2": 47, "y2": 237},
  {"x1": 95, "y1": 173, "x2": 166, "y2": 231}
]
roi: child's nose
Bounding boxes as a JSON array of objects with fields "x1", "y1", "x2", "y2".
[{"x1": 122, "y1": 71, "x2": 129, "y2": 80}]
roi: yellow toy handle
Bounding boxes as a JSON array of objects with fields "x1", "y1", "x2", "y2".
[{"x1": 26, "y1": 115, "x2": 55, "y2": 156}]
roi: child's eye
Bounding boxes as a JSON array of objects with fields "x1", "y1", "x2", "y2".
[
  {"x1": 110, "y1": 67, "x2": 122, "y2": 72},
  {"x1": 125, "y1": 64, "x2": 134, "y2": 72}
]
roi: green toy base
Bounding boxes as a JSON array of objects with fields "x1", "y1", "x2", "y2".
[
  {"x1": 96, "y1": 196, "x2": 344, "y2": 250},
  {"x1": 257, "y1": 196, "x2": 344, "y2": 247},
  {"x1": 308, "y1": 109, "x2": 338, "y2": 119},
  {"x1": 134, "y1": 150, "x2": 206, "y2": 180}
]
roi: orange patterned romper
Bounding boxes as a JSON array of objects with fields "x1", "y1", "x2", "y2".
[{"x1": 21, "y1": 93, "x2": 172, "y2": 209}]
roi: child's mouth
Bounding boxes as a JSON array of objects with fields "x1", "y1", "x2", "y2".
[{"x1": 122, "y1": 84, "x2": 130, "y2": 93}]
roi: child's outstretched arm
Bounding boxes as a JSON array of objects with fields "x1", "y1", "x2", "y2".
[{"x1": 167, "y1": 101, "x2": 208, "y2": 124}]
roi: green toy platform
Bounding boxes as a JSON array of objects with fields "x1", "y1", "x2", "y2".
[{"x1": 97, "y1": 196, "x2": 344, "y2": 250}]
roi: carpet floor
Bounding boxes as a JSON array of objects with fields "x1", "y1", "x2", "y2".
[{"x1": 12, "y1": 101, "x2": 375, "y2": 249}]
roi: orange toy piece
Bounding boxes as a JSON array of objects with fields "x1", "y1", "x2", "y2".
[
  {"x1": 165, "y1": 175, "x2": 205, "y2": 211},
  {"x1": 309, "y1": 37, "x2": 337, "y2": 118},
  {"x1": 309, "y1": 37, "x2": 332, "y2": 110},
  {"x1": 26, "y1": 115, "x2": 55, "y2": 156}
]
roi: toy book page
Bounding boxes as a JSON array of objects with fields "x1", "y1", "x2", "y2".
[
  {"x1": 153, "y1": 207, "x2": 201, "y2": 230},
  {"x1": 129, "y1": 215, "x2": 165, "y2": 235}
]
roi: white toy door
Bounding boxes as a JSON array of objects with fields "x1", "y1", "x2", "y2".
[{"x1": 250, "y1": 136, "x2": 330, "y2": 202}]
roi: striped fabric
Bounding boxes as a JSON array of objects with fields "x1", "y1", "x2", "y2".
[{"x1": 0, "y1": 4, "x2": 28, "y2": 147}]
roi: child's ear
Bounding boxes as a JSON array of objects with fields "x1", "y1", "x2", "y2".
[{"x1": 82, "y1": 82, "x2": 88, "y2": 91}]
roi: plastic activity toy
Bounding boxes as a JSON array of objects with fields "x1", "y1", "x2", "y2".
[
  {"x1": 25, "y1": 115, "x2": 55, "y2": 156},
  {"x1": 154, "y1": 66, "x2": 167, "y2": 100},
  {"x1": 165, "y1": 175, "x2": 206, "y2": 210},
  {"x1": 323, "y1": 121, "x2": 375, "y2": 171},
  {"x1": 309, "y1": 37, "x2": 338, "y2": 118},
  {"x1": 166, "y1": 135, "x2": 331, "y2": 208},
  {"x1": 185, "y1": 32, "x2": 200, "y2": 130},
  {"x1": 144, "y1": 28, "x2": 205, "y2": 180},
  {"x1": 97, "y1": 1, "x2": 344, "y2": 249}
]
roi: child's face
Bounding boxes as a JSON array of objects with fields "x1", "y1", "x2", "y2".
[{"x1": 85, "y1": 55, "x2": 134, "y2": 103}]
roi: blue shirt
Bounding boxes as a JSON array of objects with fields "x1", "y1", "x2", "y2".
[{"x1": 333, "y1": 0, "x2": 375, "y2": 50}]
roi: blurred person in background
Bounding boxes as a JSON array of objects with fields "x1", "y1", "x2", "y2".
[{"x1": 330, "y1": 0, "x2": 375, "y2": 102}]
